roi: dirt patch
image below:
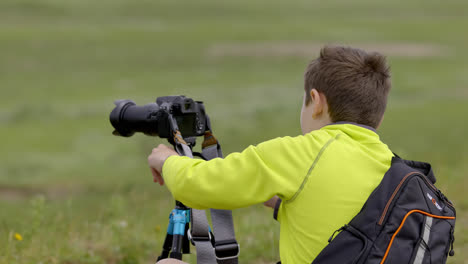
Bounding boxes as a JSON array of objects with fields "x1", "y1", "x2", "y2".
[
  {"x1": 207, "y1": 42, "x2": 447, "y2": 58},
  {"x1": 0, "y1": 185, "x2": 82, "y2": 201}
]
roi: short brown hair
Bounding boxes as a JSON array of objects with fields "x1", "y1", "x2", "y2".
[{"x1": 304, "y1": 45, "x2": 391, "y2": 128}]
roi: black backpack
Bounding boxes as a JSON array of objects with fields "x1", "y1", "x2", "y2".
[{"x1": 312, "y1": 156, "x2": 456, "y2": 264}]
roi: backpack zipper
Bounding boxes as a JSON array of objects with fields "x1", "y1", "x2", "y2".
[
  {"x1": 378, "y1": 171, "x2": 455, "y2": 226},
  {"x1": 328, "y1": 225, "x2": 347, "y2": 243},
  {"x1": 419, "y1": 174, "x2": 456, "y2": 212},
  {"x1": 378, "y1": 172, "x2": 418, "y2": 225},
  {"x1": 449, "y1": 226, "x2": 455, "y2": 256},
  {"x1": 380, "y1": 209, "x2": 456, "y2": 264}
]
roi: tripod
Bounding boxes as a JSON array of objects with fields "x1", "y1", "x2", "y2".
[
  {"x1": 157, "y1": 116, "x2": 196, "y2": 261},
  {"x1": 157, "y1": 201, "x2": 191, "y2": 261},
  {"x1": 155, "y1": 114, "x2": 239, "y2": 264}
]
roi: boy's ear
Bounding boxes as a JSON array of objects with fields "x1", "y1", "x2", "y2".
[
  {"x1": 376, "y1": 114, "x2": 384, "y2": 129},
  {"x1": 310, "y1": 89, "x2": 324, "y2": 119}
]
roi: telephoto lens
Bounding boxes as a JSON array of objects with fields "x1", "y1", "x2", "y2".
[{"x1": 110, "y1": 100, "x2": 161, "y2": 137}]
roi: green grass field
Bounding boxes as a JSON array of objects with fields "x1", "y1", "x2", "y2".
[{"x1": 1, "y1": 0, "x2": 467, "y2": 263}]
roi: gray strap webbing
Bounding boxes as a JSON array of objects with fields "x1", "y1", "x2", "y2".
[
  {"x1": 195, "y1": 240, "x2": 216, "y2": 264},
  {"x1": 203, "y1": 144, "x2": 239, "y2": 264},
  {"x1": 177, "y1": 144, "x2": 193, "y2": 159},
  {"x1": 413, "y1": 216, "x2": 433, "y2": 264},
  {"x1": 203, "y1": 145, "x2": 222, "y2": 160},
  {"x1": 182, "y1": 137, "x2": 238, "y2": 263},
  {"x1": 211, "y1": 209, "x2": 239, "y2": 264},
  {"x1": 172, "y1": 131, "x2": 216, "y2": 263},
  {"x1": 191, "y1": 209, "x2": 216, "y2": 263}
]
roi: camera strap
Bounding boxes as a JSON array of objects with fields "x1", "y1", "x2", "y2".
[
  {"x1": 172, "y1": 131, "x2": 216, "y2": 263},
  {"x1": 173, "y1": 130, "x2": 193, "y2": 158},
  {"x1": 200, "y1": 131, "x2": 240, "y2": 264},
  {"x1": 171, "y1": 126, "x2": 239, "y2": 264},
  {"x1": 190, "y1": 209, "x2": 217, "y2": 263}
]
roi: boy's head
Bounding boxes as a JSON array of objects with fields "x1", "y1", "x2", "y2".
[{"x1": 300, "y1": 45, "x2": 391, "y2": 134}]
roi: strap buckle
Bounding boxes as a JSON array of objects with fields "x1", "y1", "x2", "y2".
[
  {"x1": 187, "y1": 228, "x2": 212, "y2": 246},
  {"x1": 214, "y1": 240, "x2": 240, "y2": 260}
]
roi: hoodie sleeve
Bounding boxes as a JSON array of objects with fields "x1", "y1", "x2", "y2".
[{"x1": 162, "y1": 133, "x2": 328, "y2": 209}]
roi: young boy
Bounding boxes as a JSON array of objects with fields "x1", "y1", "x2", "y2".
[{"x1": 148, "y1": 45, "x2": 393, "y2": 263}]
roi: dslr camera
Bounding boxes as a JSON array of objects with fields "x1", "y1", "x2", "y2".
[{"x1": 110, "y1": 96, "x2": 207, "y2": 139}]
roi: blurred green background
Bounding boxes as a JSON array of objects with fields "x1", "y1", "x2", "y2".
[{"x1": 0, "y1": 0, "x2": 467, "y2": 263}]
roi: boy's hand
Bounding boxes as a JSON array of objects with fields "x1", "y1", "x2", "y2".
[
  {"x1": 148, "y1": 144, "x2": 179, "y2": 185},
  {"x1": 264, "y1": 195, "x2": 280, "y2": 208}
]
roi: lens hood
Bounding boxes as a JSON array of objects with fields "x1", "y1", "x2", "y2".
[{"x1": 110, "y1": 99, "x2": 136, "y2": 137}]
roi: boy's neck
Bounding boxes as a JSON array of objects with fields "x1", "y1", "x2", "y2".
[{"x1": 325, "y1": 121, "x2": 377, "y2": 133}]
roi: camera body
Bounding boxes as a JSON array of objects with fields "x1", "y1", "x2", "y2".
[{"x1": 110, "y1": 96, "x2": 207, "y2": 138}]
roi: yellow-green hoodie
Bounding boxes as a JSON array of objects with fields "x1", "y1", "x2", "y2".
[{"x1": 162, "y1": 123, "x2": 393, "y2": 263}]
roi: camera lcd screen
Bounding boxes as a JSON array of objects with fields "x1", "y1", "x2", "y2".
[{"x1": 175, "y1": 114, "x2": 196, "y2": 136}]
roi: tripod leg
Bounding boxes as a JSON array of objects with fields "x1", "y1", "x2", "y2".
[
  {"x1": 157, "y1": 212, "x2": 175, "y2": 261},
  {"x1": 182, "y1": 224, "x2": 190, "y2": 254},
  {"x1": 157, "y1": 233, "x2": 173, "y2": 261},
  {"x1": 169, "y1": 234, "x2": 184, "y2": 260}
]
